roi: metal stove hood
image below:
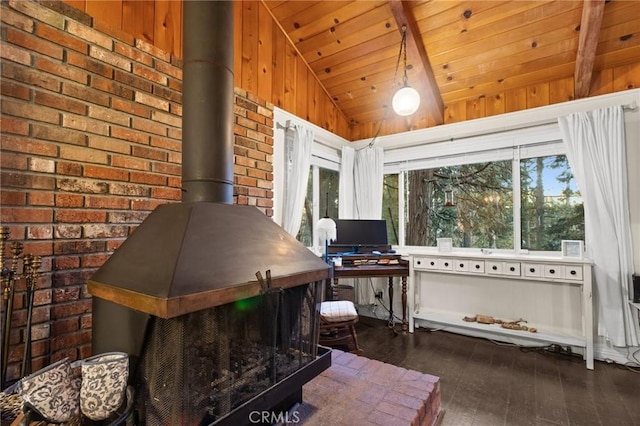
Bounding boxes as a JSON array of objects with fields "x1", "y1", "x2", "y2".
[{"x1": 87, "y1": 202, "x2": 329, "y2": 319}]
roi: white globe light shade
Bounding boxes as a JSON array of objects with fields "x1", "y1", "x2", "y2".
[{"x1": 392, "y1": 85, "x2": 420, "y2": 116}]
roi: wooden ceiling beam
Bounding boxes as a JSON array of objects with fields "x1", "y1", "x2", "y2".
[
  {"x1": 388, "y1": 0, "x2": 444, "y2": 124},
  {"x1": 574, "y1": 0, "x2": 606, "y2": 98}
]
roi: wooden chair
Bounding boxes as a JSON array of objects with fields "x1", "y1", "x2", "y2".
[{"x1": 318, "y1": 299, "x2": 363, "y2": 355}]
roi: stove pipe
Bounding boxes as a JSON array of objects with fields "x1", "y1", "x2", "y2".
[{"x1": 181, "y1": 0, "x2": 234, "y2": 203}]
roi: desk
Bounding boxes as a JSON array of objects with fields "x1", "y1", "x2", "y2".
[{"x1": 332, "y1": 255, "x2": 410, "y2": 331}]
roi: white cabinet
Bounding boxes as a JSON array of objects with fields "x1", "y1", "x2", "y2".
[{"x1": 411, "y1": 254, "x2": 593, "y2": 369}]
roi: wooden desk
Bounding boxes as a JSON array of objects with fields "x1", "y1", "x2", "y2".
[{"x1": 331, "y1": 255, "x2": 410, "y2": 331}]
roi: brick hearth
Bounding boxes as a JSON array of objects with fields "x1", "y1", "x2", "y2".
[{"x1": 297, "y1": 350, "x2": 443, "y2": 426}]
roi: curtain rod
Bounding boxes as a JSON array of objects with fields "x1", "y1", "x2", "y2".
[{"x1": 623, "y1": 101, "x2": 637, "y2": 111}]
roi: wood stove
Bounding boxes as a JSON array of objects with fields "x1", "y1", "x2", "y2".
[{"x1": 87, "y1": 1, "x2": 332, "y2": 424}]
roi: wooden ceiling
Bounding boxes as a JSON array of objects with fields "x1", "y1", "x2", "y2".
[{"x1": 264, "y1": 0, "x2": 640, "y2": 130}]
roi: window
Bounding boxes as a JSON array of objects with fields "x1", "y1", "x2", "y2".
[
  {"x1": 520, "y1": 154, "x2": 584, "y2": 251},
  {"x1": 404, "y1": 161, "x2": 513, "y2": 248},
  {"x1": 382, "y1": 174, "x2": 399, "y2": 245},
  {"x1": 296, "y1": 166, "x2": 339, "y2": 247},
  {"x1": 394, "y1": 138, "x2": 585, "y2": 253}
]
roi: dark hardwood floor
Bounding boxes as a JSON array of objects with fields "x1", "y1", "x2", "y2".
[{"x1": 354, "y1": 316, "x2": 640, "y2": 426}]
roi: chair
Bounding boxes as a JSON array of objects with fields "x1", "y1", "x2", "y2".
[{"x1": 318, "y1": 298, "x2": 363, "y2": 355}]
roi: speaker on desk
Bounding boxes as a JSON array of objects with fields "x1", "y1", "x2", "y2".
[{"x1": 633, "y1": 274, "x2": 640, "y2": 303}]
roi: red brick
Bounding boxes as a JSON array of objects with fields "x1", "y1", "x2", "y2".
[
  {"x1": 1, "y1": 79, "x2": 30, "y2": 100},
  {"x1": 57, "y1": 178, "x2": 108, "y2": 195},
  {"x1": 91, "y1": 75, "x2": 135, "y2": 99},
  {"x1": 27, "y1": 225, "x2": 53, "y2": 240},
  {"x1": 87, "y1": 135, "x2": 131, "y2": 154},
  {"x1": 132, "y1": 145, "x2": 167, "y2": 161},
  {"x1": 152, "y1": 162, "x2": 181, "y2": 176},
  {"x1": 152, "y1": 85, "x2": 181, "y2": 103},
  {"x1": 55, "y1": 194, "x2": 84, "y2": 208},
  {"x1": 1, "y1": 190, "x2": 27, "y2": 206},
  {"x1": 54, "y1": 225, "x2": 82, "y2": 239},
  {"x1": 34, "y1": 90, "x2": 87, "y2": 114},
  {"x1": 62, "y1": 114, "x2": 109, "y2": 136},
  {"x1": 53, "y1": 287, "x2": 80, "y2": 303},
  {"x1": 111, "y1": 126, "x2": 149, "y2": 144},
  {"x1": 1, "y1": 172, "x2": 55, "y2": 190},
  {"x1": 2, "y1": 62, "x2": 61, "y2": 92},
  {"x1": 151, "y1": 110, "x2": 180, "y2": 127},
  {"x1": 84, "y1": 196, "x2": 130, "y2": 209},
  {"x1": 88, "y1": 105, "x2": 130, "y2": 126},
  {"x1": 84, "y1": 164, "x2": 129, "y2": 181},
  {"x1": 111, "y1": 98, "x2": 150, "y2": 118},
  {"x1": 131, "y1": 198, "x2": 166, "y2": 211},
  {"x1": 0, "y1": 6, "x2": 35, "y2": 32},
  {"x1": 6, "y1": 27, "x2": 63, "y2": 60},
  {"x1": 1, "y1": 99, "x2": 60, "y2": 124},
  {"x1": 114, "y1": 69, "x2": 153, "y2": 93},
  {"x1": 135, "y1": 39, "x2": 170, "y2": 62},
  {"x1": 54, "y1": 256, "x2": 81, "y2": 270},
  {"x1": 89, "y1": 45, "x2": 131, "y2": 71},
  {"x1": 0, "y1": 116, "x2": 29, "y2": 135},
  {"x1": 0, "y1": 206, "x2": 53, "y2": 223},
  {"x1": 36, "y1": 24, "x2": 87, "y2": 54},
  {"x1": 0, "y1": 43, "x2": 32, "y2": 66},
  {"x1": 62, "y1": 82, "x2": 110, "y2": 106},
  {"x1": 115, "y1": 42, "x2": 153, "y2": 67},
  {"x1": 132, "y1": 117, "x2": 169, "y2": 136},
  {"x1": 130, "y1": 171, "x2": 166, "y2": 186},
  {"x1": 67, "y1": 50, "x2": 113, "y2": 78},
  {"x1": 50, "y1": 329, "x2": 91, "y2": 351},
  {"x1": 66, "y1": 19, "x2": 111, "y2": 47},
  {"x1": 154, "y1": 60, "x2": 181, "y2": 80},
  {"x1": 59, "y1": 145, "x2": 108, "y2": 164},
  {"x1": 134, "y1": 91, "x2": 169, "y2": 111},
  {"x1": 112, "y1": 154, "x2": 150, "y2": 171},
  {"x1": 108, "y1": 183, "x2": 149, "y2": 197},
  {"x1": 52, "y1": 317, "x2": 80, "y2": 335},
  {"x1": 32, "y1": 123, "x2": 87, "y2": 146},
  {"x1": 82, "y1": 224, "x2": 129, "y2": 238},
  {"x1": 28, "y1": 192, "x2": 55, "y2": 206},
  {"x1": 150, "y1": 136, "x2": 181, "y2": 152},
  {"x1": 151, "y1": 187, "x2": 181, "y2": 200},
  {"x1": 57, "y1": 161, "x2": 83, "y2": 176},
  {"x1": 133, "y1": 63, "x2": 167, "y2": 85},
  {"x1": 36, "y1": 56, "x2": 88, "y2": 84}
]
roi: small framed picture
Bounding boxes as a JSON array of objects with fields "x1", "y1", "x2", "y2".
[
  {"x1": 437, "y1": 238, "x2": 453, "y2": 252},
  {"x1": 561, "y1": 240, "x2": 584, "y2": 259}
]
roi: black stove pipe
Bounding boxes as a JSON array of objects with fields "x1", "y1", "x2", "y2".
[{"x1": 181, "y1": 0, "x2": 234, "y2": 203}]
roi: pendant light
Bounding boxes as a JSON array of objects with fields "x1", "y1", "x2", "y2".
[{"x1": 392, "y1": 25, "x2": 420, "y2": 116}]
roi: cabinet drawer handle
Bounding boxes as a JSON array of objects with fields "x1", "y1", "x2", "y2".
[
  {"x1": 529, "y1": 268, "x2": 535, "y2": 273},
  {"x1": 549, "y1": 269, "x2": 555, "y2": 274},
  {"x1": 444, "y1": 262, "x2": 449, "y2": 267},
  {"x1": 416, "y1": 260, "x2": 421, "y2": 265},
  {"x1": 459, "y1": 263, "x2": 465, "y2": 268},
  {"x1": 492, "y1": 265, "x2": 498, "y2": 271},
  {"x1": 509, "y1": 266, "x2": 515, "y2": 272},
  {"x1": 475, "y1": 264, "x2": 481, "y2": 269},
  {"x1": 570, "y1": 270, "x2": 577, "y2": 275},
  {"x1": 430, "y1": 261, "x2": 435, "y2": 266}
]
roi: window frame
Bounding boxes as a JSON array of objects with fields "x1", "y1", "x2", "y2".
[{"x1": 384, "y1": 124, "x2": 579, "y2": 255}]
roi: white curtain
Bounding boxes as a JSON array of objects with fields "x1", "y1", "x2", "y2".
[
  {"x1": 281, "y1": 124, "x2": 313, "y2": 237},
  {"x1": 354, "y1": 147, "x2": 384, "y2": 220},
  {"x1": 558, "y1": 106, "x2": 639, "y2": 347},
  {"x1": 339, "y1": 146, "x2": 356, "y2": 219},
  {"x1": 338, "y1": 146, "x2": 385, "y2": 305}
]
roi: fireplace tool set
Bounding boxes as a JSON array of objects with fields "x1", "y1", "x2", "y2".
[{"x1": 1, "y1": 226, "x2": 42, "y2": 390}]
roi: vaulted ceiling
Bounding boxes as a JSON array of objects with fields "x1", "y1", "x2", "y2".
[{"x1": 264, "y1": 0, "x2": 639, "y2": 131}]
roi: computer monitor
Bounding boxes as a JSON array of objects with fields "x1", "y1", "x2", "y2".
[{"x1": 332, "y1": 219, "x2": 388, "y2": 248}]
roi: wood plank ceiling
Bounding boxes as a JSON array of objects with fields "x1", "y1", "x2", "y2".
[{"x1": 264, "y1": 0, "x2": 640, "y2": 129}]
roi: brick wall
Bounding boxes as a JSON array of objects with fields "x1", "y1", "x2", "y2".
[{"x1": 0, "y1": 0, "x2": 274, "y2": 383}]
